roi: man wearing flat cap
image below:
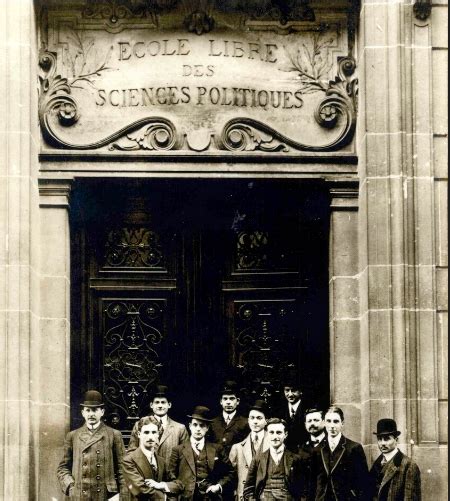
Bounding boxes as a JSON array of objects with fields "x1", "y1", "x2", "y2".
[
  {"x1": 210, "y1": 381, "x2": 249, "y2": 455},
  {"x1": 168, "y1": 406, "x2": 235, "y2": 500},
  {"x1": 128, "y1": 384, "x2": 189, "y2": 468},
  {"x1": 229, "y1": 399, "x2": 270, "y2": 500},
  {"x1": 369, "y1": 418, "x2": 421, "y2": 501},
  {"x1": 56, "y1": 390, "x2": 127, "y2": 500}
]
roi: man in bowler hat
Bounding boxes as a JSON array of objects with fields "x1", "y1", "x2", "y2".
[
  {"x1": 168, "y1": 406, "x2": 235, "y2": 500},
  {"x1": 229, "y1": 399, "x2": 271, "y2": 500},
  {"x1": 122, "y1": 415, "x2": 178, "y2": 500},
  {"x1": 56, "y1": 390, "x2": 127, "y2": 500},
  {"x1": 128, "y1": 384, "x2": 189, "y2": 468},
  {"x1": 369, "y1": 418, "x2": 421, "y2": 501},
  {"x1": 210, "y1": 381, "x2": 249, "y2": 455}
]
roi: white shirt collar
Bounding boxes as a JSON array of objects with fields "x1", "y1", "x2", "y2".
[
  {"x1": 87, "y1": 421, "x2": 102, "y2": 431},
  {"x1": 269, "y1": 445, "x2": 285, "y2": 463},
  {"x1": 156, "y1": 415, "x2": 168, "y2": 426},
  {"x1": 311, "y1": 432, "x2": 326, "y2": 445},
  {"x1": 190, "y1": 436, "x2": 205, "y2": 451},
  {"x1": 289, "y1": 400, "x2": 301, "y2": 413},
  {"x1": 252, "y1": 430, "x2": 264, "y2": 442},
  {"x1": 328, "y1": 433, "x2": 342, "y2": 448},
  {"x1": 141, "y1": 446, "x2": 157, "y2": 465},
  {"x1": 223, "y1": 410, "x2": 236, "y2": 422},
  {"x1": 383, "y1": 448, "x2": 399, "y2": 463}
]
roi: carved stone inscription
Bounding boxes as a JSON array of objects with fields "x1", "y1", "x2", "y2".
[{"x1": 40, "y1": 10, "x2": 356, "y2": 153}]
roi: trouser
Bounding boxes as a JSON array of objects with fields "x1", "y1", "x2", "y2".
[{"x1": 260, "y1": 488, "x2": 294, "y2": 501}]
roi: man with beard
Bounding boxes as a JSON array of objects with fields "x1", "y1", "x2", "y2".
[
  {"x1": 56, "y1": 390, "x2": 127, "y2": 500},
  {"x1": 298, "y1": 408, "x2": 326, "y2": 499},
  {"x1": 122, "y1": 416, "x2": 178, "y2": 500},
  {"x1": 243, "y1": 418, "x2": 305, "y2": 501}
]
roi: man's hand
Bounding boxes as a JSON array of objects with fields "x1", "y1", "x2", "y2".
[
  {"x1": 205, "y1": 484, "x2": 221, "y2": 494},
  {"x1": 145, "y1": 478, "x2": 167, "y2": 491}
]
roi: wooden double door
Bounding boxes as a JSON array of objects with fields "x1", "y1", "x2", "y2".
[{"x1": 70, "y1": 178, "x2": 330, "y2": 434}]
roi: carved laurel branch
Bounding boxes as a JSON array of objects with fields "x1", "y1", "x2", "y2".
[{"x1": 39, "y1": 50, "x2": 357, "y2": 153}]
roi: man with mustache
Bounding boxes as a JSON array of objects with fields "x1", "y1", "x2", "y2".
[
  {"x1": 368, "y1": 419, "x2": 421, "y2": 501},
  {"x1": 122, "y1": 416, "x2": 178, "y2": 500},
  {"x1": 56, "y1": 390, "x2": 127, "y2": 500}
]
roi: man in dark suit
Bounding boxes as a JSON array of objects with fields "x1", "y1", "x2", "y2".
[
  {"x1": 128, "y1": 385, "x2": 189, "y2": 468},
  {"x1": 168, "y1": 406, "x2": 235, "y2": 500},
  {"x1": 313, "y1": 406, "x2": 369, "y2": 501},
  {"x1": 276, "y1": 377, "x2": 308, "y2": 452},
  {"x1": 369, "y1": 418, "x2": 421, "y2": 501},
  {"x1": 298, "y1": 407, "x2": 327, "y2": 500},
  {"x1": 210, "y1": 381, "x2": 249, "y2": 454},
  {"x1": 243, "y1": 417, "x2": 306, "y2": 501},
  {"x1": 122, "y1": 416, "x2": 178, "y2": 500}
]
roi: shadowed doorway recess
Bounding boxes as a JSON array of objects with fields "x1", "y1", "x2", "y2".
[{"x1": 70, "y1": 178, "x2": 329, "y2": 436}]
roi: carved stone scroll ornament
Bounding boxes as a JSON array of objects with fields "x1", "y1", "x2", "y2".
[
  {"x1": 38, "y1": 50, "x2": 181, "y2": 151},
  {"x1": 39, "y1": 50, "x2": 357, "y2": 153},
  {"x1": 217, "y1": 56, "x2": 358, "y2": 152}
]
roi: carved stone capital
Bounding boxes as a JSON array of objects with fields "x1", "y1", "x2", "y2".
[
  {"x1": 413, "y1": 0, "x2": 432, "y2": 21},
  {"x1": 329, "y1": 182, "x2": 359, "y2": 211},
  {"x1": 39, "y1": 179, "x2": 73, "y2": 208}
]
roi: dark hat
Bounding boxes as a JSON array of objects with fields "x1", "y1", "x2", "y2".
[
  {"x1": 187, "y1": 406, "x2": 213, "y2": 422},
  {"x1": 80, "y1": 390, "x2": 104, "y2": 408},
  {"x1": 373, "y1": 418, "x2": 401, "y2": 437},
  {"x1": 152, "y1": 384, "x2": 170, "y2": 400},
  {"x1": 221, "y1": 380, "x2": 239, "y2": 396},
  {"x1": 249, "y1": 399, "x2": 269, "y2": 416},
  {"x1": 281, "y1": 374, "x2": 301, "y2": 390}
]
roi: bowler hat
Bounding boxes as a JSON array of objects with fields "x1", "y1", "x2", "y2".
[
  {"x1": 373, "y1": 418, "x2": 401, "y2": 437},
  {"x1": 152, "y1": 384, "x2": 170, "y2": 400},
  {"x1": 80, "y1": 390, "x2": 104, "y2": 407},
  {"x1": 249, "y1": 399, "x2": 269, "y2": 416},
  {"x1": 187, "y1": 405, "x2": 213, "y2": 422},
  {"x1": 220, "y1": 380, "x2": 239, "y2": 396}
]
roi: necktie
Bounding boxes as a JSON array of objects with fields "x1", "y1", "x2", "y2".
[
  {"x1": 225, "y1": 415, "x2": 231, "y2": 425},
  {"x1": 329, "y1": 441, "x2": 336, "y2": 452},
  {"x1": 194, "y1": 442, "x2": 201, "y2": 455},
  {"x1": 381, "y1": 456, "x2": 387, "y2": 465},
  {"x1": 253, "y1": 434, "x2": 259, "y2": 448},
  {"x1": 149, "y1": 452, "x2": 157, "y2": 473},
  {"x1": 290, "y1": 407, "x2": 296, "y2": 420}
]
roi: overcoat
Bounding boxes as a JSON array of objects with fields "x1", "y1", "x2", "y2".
[
  {"x1": 122, "y1": 447, "x2": 178, "y2": 500},
  {"x1": 210, "y1": 414, "x2": 249, "y2": 453},
  {"x1": 128, "y1": 416, "x2": 189, "y2": 467},
  {"x1": 56, "y1": 422, "x2": 127, "y2": 500},
  {"x1": 229, "y1": 432, "x2": 270, "y2": 500},
  {"x1": 297, "y1": 436, "x2": 326, "y2": 501},
  {"x1": 242, "y1": 448, "x2": 306, "y2": 501},
  {"x1": 368, "y1": 450, "x2": 421, "y2": 501},
  {"x1": 312, "y1": 435, "x2": 369, "y2": 501},
  {"x1": 168, "y1": 440, "x2": 235, "y2": 501}
]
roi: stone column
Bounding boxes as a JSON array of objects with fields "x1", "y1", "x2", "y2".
[
  {"x1": 37, "y1": 179, "x2": 72, "y2": 500},
  {"x1": 358, "y1": 0, "x2": 447, "y2": 497},
  {"x1": 328, "y1": 184, "x2": 361, "y2": 437},
  {"x1": 0, "y1": 1, "x2": 38, "y2": 499}
]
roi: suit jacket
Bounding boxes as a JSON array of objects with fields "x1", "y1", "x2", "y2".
[
  {"x1": 243, "y1": 448, "x2": 305, "y2": 501},
  {"x1": 128, "y1": 416, "x2": 189, "y2": 468},
  {"x1": 168, "y1": 440, "x2": 235, "y2": 501},
  {"x1": 122, "y1": 447, "x2": 178, "y2": 500},
  {"x1": 229, "y1": 432, "x2": 270, "y2": 499},
  {"x1": 298, "y1": 436, "x2": 327, "y2": 501},
  {"x1": 56, "y1": 422, "x2": 127, "y2": 500},
  {"x1": 313, "y1": 435, "x2": 369, "y2": 501},
  {"x1": 277, "y1": 402, "x2": 308, "y2": 452},
  {"x1": 210, "y1": 414, "x2": 249, "y2": 453},
  {"x1": 369, "y1": 450, "x2": 421, "y2": 501}
]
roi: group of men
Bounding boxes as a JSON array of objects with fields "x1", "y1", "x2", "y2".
[{"x1": 57, "y1": 380, "x2": 421, "y2": 500}]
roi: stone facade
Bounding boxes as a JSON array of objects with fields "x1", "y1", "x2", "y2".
[{"x1": 0, "y1": 1, "x2": 447, "y2": 499}]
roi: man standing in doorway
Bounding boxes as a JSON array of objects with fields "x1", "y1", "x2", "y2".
[
  {"x1": 128, "y1": 384, "x2": 189, "y2": 468},
  {"x1": 277, "y1": 376, "x2": 308, "y2": 452},
  {"x1": 243, "y1": 418, "x2": 305, "y2": 501},
  {"x1": 229, "y1": 399, "x2": 270, "y2": 500},
  {"x1": 210, "y1": 381, "x2": 249, "y2": 454},
  {"x1": 56, "y1": 390, "x2": 127, "y2": 500},
  {"x1": 369, "y1": 418, "x2": 421, "y2": 501}
]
